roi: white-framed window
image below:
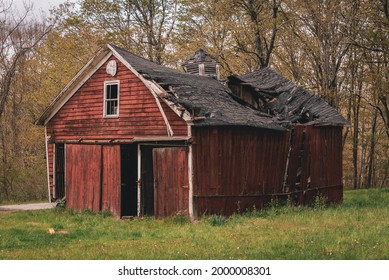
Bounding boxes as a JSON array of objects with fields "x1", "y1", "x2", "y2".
[{"x1": 104, "y1": 80, "x2": 120, "y2": 118}]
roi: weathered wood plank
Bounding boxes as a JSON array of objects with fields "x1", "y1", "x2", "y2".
[{"x1": 101, "y1": 145, "x2": 121, "y2": 217}]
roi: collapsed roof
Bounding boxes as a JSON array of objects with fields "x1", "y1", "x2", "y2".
[{"x1": 228, "y1": 68, "x2": 349, "y2": 127}]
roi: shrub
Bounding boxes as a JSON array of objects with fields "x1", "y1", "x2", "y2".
[
  {"x1": 209, "y1": 214, "x2": 227, "y2": 226},
  {"x1": 56, "y1": 197, "x2": 66, "y2": 209},
  {"x1": 313, "y1": 194, "x2": 328, "y2": 210}
]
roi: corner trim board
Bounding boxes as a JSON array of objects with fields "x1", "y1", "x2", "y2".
[
  {"x1": 188, "y1": 126, "x2": 194, "y2": 219},
  {"x1": 45, "y1": 127, "x2": 51, "y2": 202}
]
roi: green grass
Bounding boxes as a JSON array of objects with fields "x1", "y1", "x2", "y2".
[{"x1": 0, "y1": 188, "x2": 388, "y2": 259}]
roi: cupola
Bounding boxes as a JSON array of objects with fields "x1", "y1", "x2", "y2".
[{"x1": 182, "y1": 49, "x2": 220, "y2": 80}]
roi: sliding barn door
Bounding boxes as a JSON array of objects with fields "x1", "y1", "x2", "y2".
[
  {"x1": 153, "y1": 147, "x2": 189, "y2": 218},
  {"x1": 65, "y1": 144, "x2": 121, "y2": 216}
]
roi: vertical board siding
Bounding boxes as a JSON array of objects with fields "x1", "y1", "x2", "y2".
[
  {"x1": 65, "y1": 144, "x2": 121, "y2": 216},
  {"x1": 286, "y1": 125, "x2": 343, "y2": 205},
  {"x1": 66, "y1": 144, "x2": 102, "y2": 211},
  {"x1": 153, "y1": 147, "x2": 189, "y2": 217},
  {"x1": 309, "y1": 126, "x2": 343, "y2": 203},
  {"x1": 47, "y1": 55, "x2": 188, "y2": 141},
  {"x1": 101, "y1": 145, "x2": 121, "y2": 217},
  {"x1": 47, "y1": 143, "x2": 54, "y2": 199},
  {"x1": 192, "y1": 125, "x2": 343, "y2": 216},
  {"x1": 192, "y1": 127, "x2": 289, "y2": 216}
]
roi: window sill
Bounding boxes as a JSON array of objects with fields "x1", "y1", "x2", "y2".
[{"x1": 103, "y1": 115, "x2": 119, "y2": 119}]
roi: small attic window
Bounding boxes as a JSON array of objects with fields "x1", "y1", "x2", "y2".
[{"x1": 104, "y1": 81, "x2": 119, "y2": 117}]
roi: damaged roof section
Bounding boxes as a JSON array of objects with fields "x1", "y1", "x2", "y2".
[
  {"x1": 228, "y1": 68, "x2": 349, "y2": 127},
  {"x1": 112, "y1": 45, "x2": 285, "y2": 131}
]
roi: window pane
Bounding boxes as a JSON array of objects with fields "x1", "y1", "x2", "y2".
[
  {"x1": 106, "y1": 84, "x2": 118, "y2": 99},
  {"x1": 110, "y1": 84, "x2": 118, "y2": 99},
  {"x1": 106, "y1": 85, "x2": 111, "y2": 99},
  {"x1": 106, "y1": 100, "x2": 118, "y2": 115}
]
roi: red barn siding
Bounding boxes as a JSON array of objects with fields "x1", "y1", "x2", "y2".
[
  {"x1": 46, "y1": 56, "x2": 188, "y2": 141},
  {"x1": 306, "y1": 126, "x2": 343, "y2": 203},
  {"x1": 286, "y1": 125, "x2": 343, "y2": 205},
  {"x1": 161, "y1": 102, "x2": 189, "y2": 136},
  {"x1": 65, "y1": 144, "x2": 121, "y2": 216},
  {"x1": 192, "y1": 127, "x2": 289, "y2": 216},
  {"x1": 191, "y1": 125, "x2": 343, "y2": 216},
  {"x1": 101, "y1": 145, "x2": 121, "y2": 217},
  {"x1": 66, "y1": 144, "x2": 102, "y2": 211}
]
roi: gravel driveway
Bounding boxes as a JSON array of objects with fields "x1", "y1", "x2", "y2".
[{"x1": 0, "y1": 202, "x2": 56, "y2": 211}]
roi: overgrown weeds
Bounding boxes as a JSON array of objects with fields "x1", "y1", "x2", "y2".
[
  {"x1": 55, "y1": 197, "x2": 66, "y2": 209},
  {"x1": 208, "y1": 214, "x2": 227, "y2": 226}
]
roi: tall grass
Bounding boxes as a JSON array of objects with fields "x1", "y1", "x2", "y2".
[{"x1": 0, "y1": 188, "x2": 388, "y2": 259}]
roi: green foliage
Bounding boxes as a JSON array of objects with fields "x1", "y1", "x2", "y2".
[
  {"x1": 55, "y1": 197, "x2": 66, "y2": 209},
  {"x1": 208, "y1": 215, "x2": 227, "y2": 226},
  {"x1": 313, "y1": 194, "x2": 328, "y2": 210}
]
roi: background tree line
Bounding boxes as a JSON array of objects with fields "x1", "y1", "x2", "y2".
[{"x1": 0, "y1": 0, "x2": 387, "y2": 202}]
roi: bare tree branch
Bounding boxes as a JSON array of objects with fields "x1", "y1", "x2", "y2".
[{"x1": 0, "y1": 0, "x2": 53, "y2": 117}]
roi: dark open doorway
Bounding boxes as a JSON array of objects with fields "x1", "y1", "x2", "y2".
[
  {"x1": 140, "y1": 146, "x2": 154, "y2": 216},
  {"x1": 55, "y1": 143, "x2": 65, "y2": 200},
  {"x1": 120, "y1": 144, "x2": 138, "y2": 217}
]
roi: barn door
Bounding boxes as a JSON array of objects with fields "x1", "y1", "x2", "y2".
[
  {"x1": 65, "y1": 144, "x2": 121, "y2": 216},
  {"x1": 153, "y1": 147, "x2": 189, "y2": 218}
]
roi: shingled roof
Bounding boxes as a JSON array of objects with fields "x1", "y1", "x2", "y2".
[
  {"x1": 37, "y1": 45, "x2": 347, "y2": 130},
  {"x1": 111, "y1": 45, "x2": 285, "y2": 131},
  {"x1": 228, "y1": 68, "x2": 349, "y2": 127}
]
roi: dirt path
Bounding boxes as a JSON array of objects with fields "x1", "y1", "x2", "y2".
[{"x1": 0, "y1": 202, "x2": 56, "y2": 212}]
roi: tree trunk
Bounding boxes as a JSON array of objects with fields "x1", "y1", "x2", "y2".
[
  {"x1": 366, "y1": 110, "x2": 377, "y2": 188},
  {"x1": 352, "y1": 88, "x2": 361, "y2": 189}
]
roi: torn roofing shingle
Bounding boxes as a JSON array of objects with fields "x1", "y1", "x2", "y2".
[
  {"x1": 111, "y1": 45, "x2": 286, "y2": 131},
  {"x1": 230, "y1": 67, "x2": 349, "y2": 126}
]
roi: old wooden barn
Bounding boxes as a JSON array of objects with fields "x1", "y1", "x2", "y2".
[{"x1": 36, "y1": 45, "x2": 348, "y2": 218}]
